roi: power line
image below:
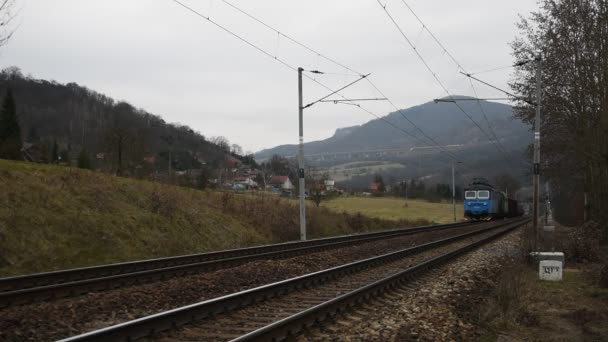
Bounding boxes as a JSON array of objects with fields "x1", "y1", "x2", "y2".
[
  {"x1": 169, "y1": 1, "x2": 365, "y2": 115},
  {"x1": 366, "y1": 78, "x2": 464, "y2": 162},
  {"x1": 219, "y1": 0, "x2": 467, "y2": 163},
  {"x1": 221, "y1": 0, "x2": 362, "y2": 77},
  {"x1": 304, "y1": 74, "x2": 370, "y2": 109},
  {"x1": 399, "y1": 0, "x2": 514, "y2": 161},
  {"x1": 171, "y1": 0, "x2": 470, "y2": 168},
  {"x1": 171, "y1": 0, "x2": 297, "y2": 72},
  {"x1": 470, "y1": 64, "x2": 515, "y2": 75},
  {"x1": 378, "y1": 0, "x2": 512, "y2": 164}
]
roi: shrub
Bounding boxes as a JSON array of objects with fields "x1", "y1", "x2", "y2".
[{"x1": 566, "y1": 221, "x2": 601, "y2": 263}]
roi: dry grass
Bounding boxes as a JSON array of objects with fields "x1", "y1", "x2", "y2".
[
  {"x1": 475, "y1": 228, "x2": 608, "y2": 342},
  {"x1": 320, "y1": 196, "x2": 465, "y2": 223},
  {"x1": 0, "y1": 160, "x2": 428, "y2": 276}
]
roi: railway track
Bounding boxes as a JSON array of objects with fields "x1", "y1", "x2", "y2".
[
  {"x1": 59, "y1": 217, "x2": 528, "y2": 342},
  {"x1": 0, "y1": 221, "x2": 482, "y2": 307}
]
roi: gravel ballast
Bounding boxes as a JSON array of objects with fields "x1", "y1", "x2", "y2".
[
  {"x1": 0, "y1": 224, "x2": 492, "y2": 341},
  {"x1": 298, "y1": 228, "x2": 523, "y2": 341}
]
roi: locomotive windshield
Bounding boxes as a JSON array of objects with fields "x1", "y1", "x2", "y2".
[
  {"x1": 465, "y1": 191, "x2": 477, "y2": 199},
  {"x1": 477, "y1": 190, "x2": 490, "y2": 199}
]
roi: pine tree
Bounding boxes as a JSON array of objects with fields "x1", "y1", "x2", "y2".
[
  {"x1": 77, "y1": 149, "x2": 92, "y2": 169},
  {"x1": 0, "y1": 88, "x2": 22, "y2": 160},
  {"x1": 52, "y1": 140, "x2": 58, "y2": 163}
]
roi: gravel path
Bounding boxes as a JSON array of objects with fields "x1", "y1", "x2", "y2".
[
  {"x1": 297, "y1": 226, "x2": 523, "y2": 341},
  {"x1": 0, "y1": 224, "x2": 492, "y2": 341}
]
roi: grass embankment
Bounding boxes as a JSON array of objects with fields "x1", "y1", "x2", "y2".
[
  {"x1": 478, "y1": 264, "x2": 608, "y2": 341},
  {"x1": 321, "y1": 196, "x2": 464, "y2": 223},
  {"x1": 0, "y1": 160, "x2": 429, "y2": 276}
]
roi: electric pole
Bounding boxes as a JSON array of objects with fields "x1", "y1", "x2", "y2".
[
  {"x1": 298, "y1": 67, "x2": 307, "y2": 241},
  {"x1": 294, "y1": 68, "x2": 375, "y2": 241},
  {"x1": 533, "y1": 55, "x2": 542, "y2": 232}
]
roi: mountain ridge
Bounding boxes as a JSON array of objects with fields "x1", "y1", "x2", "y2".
[{"x1": 256, "y1": 96, "x2": 531, "y2": 160}]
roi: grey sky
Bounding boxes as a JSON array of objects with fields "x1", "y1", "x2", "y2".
[{"x1": 2, "y1": 0, "x2": 538, "y2": 152}]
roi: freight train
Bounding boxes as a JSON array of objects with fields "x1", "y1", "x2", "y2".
[{"x1": 463, "y1": 178, "x2": 523, "y2": 220}]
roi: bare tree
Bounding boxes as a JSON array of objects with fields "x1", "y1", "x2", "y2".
[
  {"x1": 231, "y1": 143, "x2": 243, "y2": 156},
  {"x1": 209, "y1": 136, "x2": 230, "y2": 153},
  {"x1": 511, "y1": 0, "x2": 608, "y2": 225},
  {"x1": 104, "y1": 102, "x2": 144, "y2": 176},
  {"x1": 306, "y1": 167, "x2": 330, "y2": 207},
  {"x1": 0, "y1": 0, "x2": 16, "y2": 48}
]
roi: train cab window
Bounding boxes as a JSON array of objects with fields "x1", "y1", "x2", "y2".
[
  {"x1": 477, "y1": 190, "x2": 490, "y2": 199},
  {"x1": 465, "y1": 191, "x2": 477, "y2": 199}
]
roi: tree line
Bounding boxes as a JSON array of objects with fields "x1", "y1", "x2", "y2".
[
  {"x1": 0, "y1": 68, "x2": 255, "y2": 186},
  {"x1": 512, "y1": 0, "x2": 608, "y2": 228}
]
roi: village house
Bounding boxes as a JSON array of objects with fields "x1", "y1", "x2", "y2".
[
  {"x1": 324, "y1": 179, "x2": 336, "y2": 191},
  {"x1": 270, "y1": 175, "x2": 294, "y2": 191},
  {"x1": 233, "y1": 176, "x2": 258, "y2": 190}
]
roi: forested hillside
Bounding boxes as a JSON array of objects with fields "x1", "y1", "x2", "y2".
[{"x1": 0, "y1": 67, "x2": 252, "y2": 179}]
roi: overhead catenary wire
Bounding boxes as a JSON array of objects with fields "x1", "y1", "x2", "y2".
[
  {"x1": 398, "y1": 0, "x2": 515, "y2": 161},
  {"x1": 221, "y1": 0, "x2": 362, "y2": 77},
  {"x1": 169, "y1": 1, "x2": 362, "y2": 111},
  {"x1": 173, "y1": 0, "x2": 467, "y2": 166},
  {"x1": 378, "y1": 0, "x2": 513, "y2": 165},
  {"x1": 460, "y1": 72, "x2": 534, "y2": 105},
  {"x1": 304, "y1": 73, "x2": 370, "y2": 109},
  {"x1": 219, "y1": 0, "x2": 468, "y2": 163},
  {"x1": 469, "y1": 64, "x2": 516, "y2": 76},
  {"x1": 365, "y1": 78, "x2": 465, "y2": 162},
  {"x1": 172, "y1": 0, "x2": 510, "y2": 176}
]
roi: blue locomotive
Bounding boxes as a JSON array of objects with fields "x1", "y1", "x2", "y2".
[{"x1": 464, "y1": 178, "x2": 523, "y2": 220}]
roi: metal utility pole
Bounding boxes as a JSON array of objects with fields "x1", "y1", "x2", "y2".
[
  {"x1": 532, "y1": 55, "x2": 542, "y2": 231},
  {"x1": 452, "y1": 162, "x2": 456, "y2": 222},
  {"x1": 294, "y1": 67, "x2": 374, "y2": 241},
  {"x1": 297, "y1": 67, "x2": 307, "y2": 241}
]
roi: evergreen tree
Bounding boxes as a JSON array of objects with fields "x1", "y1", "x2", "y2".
[
  {"x1": 0, "y1": 88, "x2": 22, "y2": 160},
  {"x1": 28, "y1": 126, "x2": 38, "y2": 141},
  {"x1": 199, "y1": 167, "x2": 209, "y2": 189},
  {"x1": 60, "y1": 150, "x2": 69, "y2": 164},
  {"x1": 77, "y1": 149, "x2": 92, "y2": 169},
  {"x1": 51, "y1": 140, "x2": 58, "y2": 163}
]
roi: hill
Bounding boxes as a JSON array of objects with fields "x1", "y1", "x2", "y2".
[
  {"x1": 256, "y1": 97, "x2": 529, "y2": 158},
  {"x1": 256, "y1": 97, "x2": 532, "y2": 188},
  {"x1": 0, "y1": 67, "x2": 251, "y2": 178},
  {"x1": 0, "y1": 160, "x2": 429, "y2": 276}
]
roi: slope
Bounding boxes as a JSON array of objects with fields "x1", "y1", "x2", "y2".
[{"x1": 0, "y1": 160, "x2": 427, "y2": 276}]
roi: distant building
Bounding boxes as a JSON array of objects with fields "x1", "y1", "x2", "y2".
[
  {"x1": 225, "y1": 157, "x2": 241, "y2": 169},
  {"x1": 370, "y1": 182, "x2": 381, "y2": 192},
  {"x1": 270, "y1": 175, "x2": 294, "y2": 190},
  {"x1": 234, "y1": 176, "x2": 258, "y2": 189},
  {"x1": 143, "y1": 155, "x2": 156, "y2": 164},
  {"x1": 324, "y1": 180, "x2": 336, "y2": 191}
]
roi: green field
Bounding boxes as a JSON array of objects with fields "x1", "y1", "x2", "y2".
[{"x1": 321, "y1": 196, "x2": 464, "y2": 223}]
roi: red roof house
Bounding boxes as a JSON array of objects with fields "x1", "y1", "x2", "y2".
[{"x1": 270, "y1": 176, "x2": 294, "y2": 190}]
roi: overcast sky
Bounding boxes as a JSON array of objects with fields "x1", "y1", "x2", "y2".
[{"x1": 2, "y1": 0, "x2": 538, "y2": 152}]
